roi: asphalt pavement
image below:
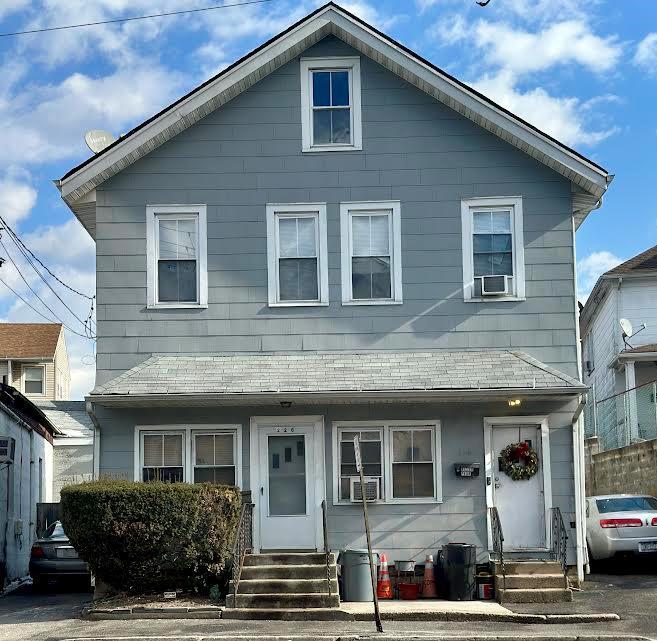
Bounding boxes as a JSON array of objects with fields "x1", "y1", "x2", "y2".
[{"x1": 1, "y1": 564, "x2": 656, "y2": 641}]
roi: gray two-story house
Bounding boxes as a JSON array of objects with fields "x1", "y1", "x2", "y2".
[{"x1": 57, "y1": 4, "x2": 611, "y2": 588}]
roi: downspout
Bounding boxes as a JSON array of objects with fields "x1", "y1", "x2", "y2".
[
  {"x1": 572, "y1": 397, "x2": 587, "y2": 583},
  {"x1": 86, "y1": 401, "x2": 101, "y2": 480},
  {"x1": 6, "y1": 360, "x2": 11, "y2": 387}
]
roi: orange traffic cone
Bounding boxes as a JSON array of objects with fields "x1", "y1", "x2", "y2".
[
  {"x1": 377, "y1": 553, "x2": 393, "y2": 599},
  {"x1": 421, "y1": 554, "x2": 438, "y2": 598}
]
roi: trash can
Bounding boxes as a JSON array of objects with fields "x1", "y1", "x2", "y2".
[
  {"x1": 339, "y1": 549, "x2": 378, "y2": 602},
  {"x1": 442, "y1": 543, "x2": 476, "y2": 601}
]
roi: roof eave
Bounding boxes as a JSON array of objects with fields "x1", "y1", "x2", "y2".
[
  {"x1": 59, "y1": 3, "x2": 611, "y2": 236},
  {"x1": 87, "y1": 386, "x2": 586, "y2": 407}
]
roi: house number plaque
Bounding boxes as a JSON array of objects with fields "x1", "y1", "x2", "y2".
[{"x1": 274, "y1": 427, "x2": 294, "y2": 433}]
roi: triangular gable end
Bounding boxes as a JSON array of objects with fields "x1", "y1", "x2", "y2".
[{"x1": 57, "y1": 2, "x2": 612, "y2": 239}]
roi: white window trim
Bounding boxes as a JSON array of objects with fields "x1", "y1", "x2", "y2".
[
  {"x1": 146, "y1": 204, "x2": 208, "y2": 309},
  {"x1": 21, "y1": 363, "x2": 46, "y2": 396},
  {"x1": 266, "y1": 203, "x2": 329, "y2": 307},
  {"x1": 461, "y1": 196, "x2": 525, "y2": 302},
  {"x1": 332, "y1": 420, "x2": 442, "y2": 506},
  {"x1": 133, "y1": 424, "x2": 242, "y2": 487},
  {"x1": 300, "y1": 56, "x2": 362, "y2": 153},
  {"x1": 340, "y1": 200, "x2": 402, "y2": 305}
]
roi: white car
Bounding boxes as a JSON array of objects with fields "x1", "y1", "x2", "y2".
[{"x1": 586, "y1": 494, "x2": 657, "y2": 562}]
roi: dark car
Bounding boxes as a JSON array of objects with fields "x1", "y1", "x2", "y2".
[{"x1": 29, "y1": 521, "x2": 90, "y2": 590}]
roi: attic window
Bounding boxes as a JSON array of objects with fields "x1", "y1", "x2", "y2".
[{"x1": 300, "y1": 57, "x2": 362, "y2": 152}]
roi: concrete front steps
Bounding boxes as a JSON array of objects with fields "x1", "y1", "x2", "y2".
[
  {"x1": 494, "y1": 561, "x2": 573, "y2": 604},
  {"x1": 225, "y1": 552, "x2": 339, "y2": 613}
]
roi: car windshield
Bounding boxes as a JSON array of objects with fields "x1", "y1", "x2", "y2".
[
  {"x1": 596, "y1": 497, "x2": 657, "y2": 513},
  {"x1": 43, "y1": 522, "x2": 66, "y2": 538}
]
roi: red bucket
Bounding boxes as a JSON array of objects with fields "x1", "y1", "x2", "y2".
[{"x1": 398, "y1": 582, "x2": 420, "y2": 600}]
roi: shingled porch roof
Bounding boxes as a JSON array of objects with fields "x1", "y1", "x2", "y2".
[{"x1": 89, "y1": 350, "x2": 585, "y2": 406}]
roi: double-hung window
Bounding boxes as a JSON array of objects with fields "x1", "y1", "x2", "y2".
[
  {"x1": 300, "y1": 57, "x2": 362, "y2": 152},
  {"x1": 334, "y1": 421, "x2": 441, "y2": 504},
  {"x1": 461, "y1": 197, "x2": 525, "y2": 301},
  {"x1": 193, "y1": 432, "x2": 237, "y2": 484},
  {"x1": 137, "y1": 426, "x2": 241, "y2": 486},
  {"x1": 23, "y1": 365, "x2": 44, "y2": 395},
  {"x1": 141, "y1": 432, "x2": 185, "y2": 483},
  {"x1": 266, "y1": 204, "x2": 328, "y2": 306},
  {"x1": 146, "y1": 205, "x2": 208, "y2": 308},
  {"x1": 340, "y1": 201, "x2": 402, "y2": 304}
]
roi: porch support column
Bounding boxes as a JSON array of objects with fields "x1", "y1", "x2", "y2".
[{"x1": 625, "y1": 361, "x2": 639, "y2": 444}]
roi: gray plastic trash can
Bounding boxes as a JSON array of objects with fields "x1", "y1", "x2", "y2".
[{"x1": 339, "y1": 549, "x2": 379, "y2": 602}]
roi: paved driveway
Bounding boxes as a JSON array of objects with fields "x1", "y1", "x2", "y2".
[{"x1": 2, "y1": 565, "x2": 657, "y2": 641}]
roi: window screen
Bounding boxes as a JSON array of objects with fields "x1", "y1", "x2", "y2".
[
  {"x1": 391, "y1": 428, "x2": 434, "y2": 498},
  {"x1": 338, "y1": 429, "x2": 382, "y2": 500},
  {"x1": 277, "y1": 216, "x2": 319, "y2": 301},
  {"x1": 472, "y1": 210, "x2": 513, "y2": 277},
  {"x1": 157, "y1": 216, "x2": 198, "y2": 303},
  {"x1": 193, "y1": 433, "x2": 236, "y2": 485},
  {"x1": 351, "y1": 213, "x2": 392, "y2": 300}
]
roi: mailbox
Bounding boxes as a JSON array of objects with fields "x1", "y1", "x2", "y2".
[{"x1": 454, "y1": 463, "x2": 480, "y2": 478}]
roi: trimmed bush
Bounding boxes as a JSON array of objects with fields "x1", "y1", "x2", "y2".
[{"x1": 61, "y1": 480, "x2": 241, "y2": 593}]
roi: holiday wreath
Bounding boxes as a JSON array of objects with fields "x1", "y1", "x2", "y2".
[{"x1": 499, "y1": 442, "x2": 539, "y2": 481}]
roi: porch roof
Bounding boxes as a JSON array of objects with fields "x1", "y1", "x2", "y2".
[{"x1": 89, "y1": 350, "x2": 585, "y2": 406}]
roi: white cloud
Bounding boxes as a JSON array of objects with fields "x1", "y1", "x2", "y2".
[
  {"x1": 472, "y1": 20, "x2": 622, "y2": 76},
  {"x1": 473, "y1": 70, "x2": 618, "y2": 147},
  {"x1": 634, "y1": 33, "x2": 657, "y2": 73},
  {"x1": 337, "y1": 1, "x2": 401, "y2": 30},
  {"x1": 0, "y1": 172, "x2": 37, "y2": 227},
  {"x1": 0, "y1": 64, "x2": 186, "y2": 167},
  {"x1": 577, "y1": 251, "x2": 623, "y2": 301},
  {"x1": 0, "y1": 0, "x2": 30, "y2": 20}
]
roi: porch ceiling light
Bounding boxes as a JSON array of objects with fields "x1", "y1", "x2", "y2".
[{"x1": 507, "y1": 398, "x2": 522, "y2": 407}]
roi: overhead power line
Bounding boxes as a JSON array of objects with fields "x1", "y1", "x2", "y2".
[{"x1": 0, "y1": 0, "x2": 274, "y2": 38}]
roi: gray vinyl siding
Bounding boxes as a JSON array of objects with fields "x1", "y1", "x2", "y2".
[
  {"x1": 94, "y1": 35, "x2": 578, "y2": 386},
  {"x1": 93, "y1": 398, "x2": 577, "y2": 563}
]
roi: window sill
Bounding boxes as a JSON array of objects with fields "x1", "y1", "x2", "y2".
[
  {"x1": 464, "y1": 296, "x2": 525, "y2": 303},
  {"x1": 342, "y1": 299, "x2": 403, "y2": 306},
  {"x1": 147, "y1": 303, "x2": 208, "y2": 310},
  {"x1": 268, "y1": 301, "x2": 330, "y2": 308},
  {"x1": 302, "y1": 144, "x2": 362, "y2": 153},
  {"x1": 333, "y1": 498, "x2": 443, "y2": 506}
]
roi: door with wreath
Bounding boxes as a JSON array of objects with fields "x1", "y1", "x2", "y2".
[{"x1": 491, "y1": 423, "x2": 547, "y2": 550}]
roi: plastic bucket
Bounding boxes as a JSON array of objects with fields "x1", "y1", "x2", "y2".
[
  {"x1": 398, "y1": 582, "x2": 420, "y2": 600},
  {"x1": 476, "y1": 574, "x2": 494, "y2": 600}
]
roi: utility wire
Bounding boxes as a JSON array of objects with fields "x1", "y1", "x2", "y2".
[
  {"x1": 0, "y1": 276, "x2": 92, "y2": 339},
  {"x1": 0, "y1": 0, "x2": 273, "y2": 37},
  {"x1": 0, "y1": 238, "x2": 95, "y2": 340},
  {"x1": 0, "y1": 222, "x2": 96, "y2": 334}
]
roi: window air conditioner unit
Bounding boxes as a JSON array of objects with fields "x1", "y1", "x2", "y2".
[
  {"x1": 349, "y1": 476, "x2": 380, "y2": 503},
  {"x1": 480, "y1": 275, "x2": 509, "y2": 296},
  {"x1": 0, "y1": 437, "x2": 15, "y2": 464}
]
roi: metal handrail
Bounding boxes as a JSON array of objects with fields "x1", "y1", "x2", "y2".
[
  {"x1": 550, "y1": 506, "x2": 568, "y2": 578},
  {"x1": 489, "y1": 506, "x2": 505, "y2": 590},
  {"x1": 231, "y1": 499, "x2": 254, "y2": 600},
  {"x1": 321, "y1": 499, "x2": 332, "y2": 597}
]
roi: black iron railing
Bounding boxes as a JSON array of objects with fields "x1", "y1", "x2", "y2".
[
  {"x1": 321, "y1": 499, "x2": 332, "y2": 597},
  {"x1": 550, "y1": 506, "x2": 568, "y2": 578},
  {"x1": 231, "y1": 495, "x2": 254, "y2": 600},
  {"x1": 489, "y1": 506, "x2": 505, "y2": 590}
]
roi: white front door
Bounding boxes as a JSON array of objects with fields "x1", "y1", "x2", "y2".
[
  {"x1": 255, "y1": 420, "x2": 322, "y2": 550},
  {"x1": 490, "y1": 423, "x2": 547, "y2": 550}
]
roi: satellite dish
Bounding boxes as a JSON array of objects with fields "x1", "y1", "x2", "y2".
[
  {"x1": 84, "y1": 129, "x2": 117, "y2": 154},
  {"x1": 620, "y1": 318, "x2": 633, "y2": 338}
]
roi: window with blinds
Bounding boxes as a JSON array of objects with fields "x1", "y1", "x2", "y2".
[
  {"x1": 340, "y1": 201, "x2": 402, "y2": 304},
  {"x1": 193, "y1": 433, "x2": 236, "y2": 485},
  {"x1": 157, "y1": 215, "x2": 198, "y2": 303},
  {"x1": 277, "y1": 216, "x2": 319, "y2": 302},
  {"x1": 142, "y1": 433, "x2": 184, "y2": 482},
  {"x1": 24, "y1": 366, "x2": 44, "y2": 394}
]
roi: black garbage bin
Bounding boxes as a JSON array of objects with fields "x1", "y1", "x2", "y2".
[{"x1": 442, "y1": 543, "x2": 476, "y2": 601}]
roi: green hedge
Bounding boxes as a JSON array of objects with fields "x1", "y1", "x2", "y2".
[{"x1": 61, "y1": 480, "x2": 241, "y2": 593}]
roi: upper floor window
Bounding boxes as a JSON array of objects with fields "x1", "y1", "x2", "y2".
[
  {"x1": 23, "y1": 365, "x2": 44, "y2": 395},
  {"x1": 266, "y1": 203, "x2": 328, "y2": 306},
  {"x1": 340, "y1": 201, "x2": 402, "y2": 305},
  {"x1": 300, "y1": 57, "x2": 362, "y2": 152},
  {"x1": 146, "y1": 205, "x2": 208, "y2": 308},
  {"x1": 461, "y1": 197, "x2": 525, "y2": 302}
]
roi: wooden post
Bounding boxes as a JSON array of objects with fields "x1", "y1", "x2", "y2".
[{"x1": 354, "y1": 435, "x2": 383, "y2": 633}]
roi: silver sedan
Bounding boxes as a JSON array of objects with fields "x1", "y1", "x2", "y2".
[{"x1": 586, "y1": 494, "x2": 657, "y2": 562}]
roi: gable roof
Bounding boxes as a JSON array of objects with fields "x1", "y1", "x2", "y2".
[
  {"x1": 0, "y1": 323, "x2": 62, "y2": 359},
  {"x1": 580, "y1": 243, "x2": 657, "y2": 333},
  {"x1": 604, "y1": 244, "x2": 657, "y2": 276},
  {"x1": 36, "y1": 400, "x2": 94, "y2": 440},
  {"x1": 89, "y1": 350, "x2": 585, "y2": 406},
  {"x1": 57, "y1": 2, "x2": 612, "y2": 239}
]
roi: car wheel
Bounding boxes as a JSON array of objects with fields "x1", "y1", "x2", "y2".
[{"x1": 587, "y1": 544, "x2": 600, "y2": 572}]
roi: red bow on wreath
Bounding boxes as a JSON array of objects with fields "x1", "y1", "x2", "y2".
[{"x1": 514, "y1": 442, "x2": 530, "y2": 460}]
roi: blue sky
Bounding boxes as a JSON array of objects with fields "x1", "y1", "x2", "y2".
[{"x1": 0, "y1": 0, "x2": 655, "y2": 398}]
